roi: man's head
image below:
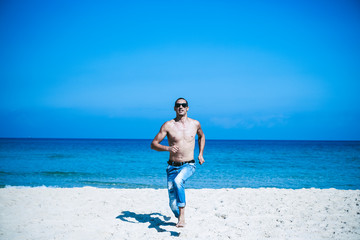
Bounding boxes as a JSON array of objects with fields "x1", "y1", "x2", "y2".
[
  {"x1": 174, "y1": 98, "x2": 188, "y2": 107},
  {"x1": 174, "y1": 97, "x2": 189, "y2": 116}
]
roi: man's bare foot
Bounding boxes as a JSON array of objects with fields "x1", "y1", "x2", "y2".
[
  {"x1": 176, "y1": 207, "x2": 186, "y2": 227},
  {"x1": 176, "y1": 220, "x2": 186, "y2": 228}
]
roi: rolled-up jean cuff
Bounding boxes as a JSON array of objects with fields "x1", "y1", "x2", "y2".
[{"x1": 177, "y1": 203, "x2": 186, "y2": 207}]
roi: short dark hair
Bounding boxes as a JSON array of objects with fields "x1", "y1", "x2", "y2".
[{"x1": 175, "y1": 97, "x2": 188, "y2": 106}]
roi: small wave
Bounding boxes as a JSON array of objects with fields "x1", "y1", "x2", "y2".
[
  {"x1": 79, "y1": 180, "x2": 162, "y2": 188},
  {"x1": 40, "y1": 171, "x2": 91, "y2": 177},
  {"x1": 0, "y1": 171, "x2": 14, "y2": 176},
  {"x1": 47, "y1": 154, "x2": 73, "y2": 159},
  {"x1": 0, "y1": 171, "x2": 91, "y2": 177},
  {"x1": 3, "y1": 185, "x2": 61, "y2": 189}
]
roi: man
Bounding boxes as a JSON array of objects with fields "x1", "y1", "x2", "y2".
[{"x1": 151, "y1": 98, "x2": 205, "y2": 228}]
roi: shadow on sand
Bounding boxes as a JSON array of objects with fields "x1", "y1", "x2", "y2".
[{"x1": 116, "y1": 211, "x2": 180, "y2": 237}]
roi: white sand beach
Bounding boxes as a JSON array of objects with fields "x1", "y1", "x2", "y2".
[{"x1": 0, "y1": 187, "x2": 359, "y2": 240}]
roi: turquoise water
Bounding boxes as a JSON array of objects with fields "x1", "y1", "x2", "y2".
[{"x1": 0, "y1": 138, "x2": 359, "y2": 189}]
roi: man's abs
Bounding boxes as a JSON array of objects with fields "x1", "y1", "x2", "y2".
[{"x1": 169, "y1": 141, "x2": 195, "y2": 162}]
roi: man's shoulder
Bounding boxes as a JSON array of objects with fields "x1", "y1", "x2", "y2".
[
  {"x1": 188, "y1": 118, "x2": 201, "y2": 126},
  {"x1": 162, "y1": 119, "x2": 176, "y2": 128},
  {"x1": 189, "y1": 118, "x2": 199, "y2": 123},
  {"x1": 166, "y1": 119, "x2": 176, "y2": 124}
]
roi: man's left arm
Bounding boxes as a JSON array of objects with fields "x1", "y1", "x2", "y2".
[{"x1": 197, "y1": 122, "x2": 205, "y2": 165}]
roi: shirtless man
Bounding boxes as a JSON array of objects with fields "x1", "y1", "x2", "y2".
[{"x1": 151, "y1": 98, "x2": 205, "y2": 227}]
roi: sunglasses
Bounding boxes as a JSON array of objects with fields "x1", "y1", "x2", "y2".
[{"x1": 175, "y1": 103, "x2": 188, "y2": 108}]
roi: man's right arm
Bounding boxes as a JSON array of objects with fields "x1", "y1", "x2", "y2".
[
  {"x1": 151, "y1": 122, "x2": 179, "y2": 153},
  {"x1": 151, "y1": 123, "x2": 170, "y2": 151}
]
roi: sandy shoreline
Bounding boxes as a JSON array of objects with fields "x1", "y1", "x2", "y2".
[{"x1": 0, "y1": 187, "x2": 359, "y2": 240}]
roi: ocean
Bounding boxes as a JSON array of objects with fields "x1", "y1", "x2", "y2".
[{"x1": 0, "y1": 138, "x2": 359, "y2": 189}]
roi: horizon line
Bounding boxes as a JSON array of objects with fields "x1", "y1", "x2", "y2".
[{"x1": 0, "y1": 137, "x2": 359, "y2": 142}]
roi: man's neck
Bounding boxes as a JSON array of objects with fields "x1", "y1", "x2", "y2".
[{"x1": 175, "y1": 115, "x2": 188, "y2": 123}]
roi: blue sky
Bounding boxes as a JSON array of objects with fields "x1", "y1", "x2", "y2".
[{"x1": 1, "y1": 0, "x2": 359, "y2": 140}]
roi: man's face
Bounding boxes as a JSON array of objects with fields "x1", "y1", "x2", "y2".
[{"x1": 174, "y1": 100, "x2": 188, "y2": 116}]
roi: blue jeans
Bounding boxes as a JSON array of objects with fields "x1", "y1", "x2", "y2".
[{"x1": 166, "y1": 162, "x2": 196, "y2": 218}]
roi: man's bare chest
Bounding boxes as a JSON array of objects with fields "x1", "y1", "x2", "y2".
[{"x1": 168, "y1": 124, "x2": 197, "y2": 142}]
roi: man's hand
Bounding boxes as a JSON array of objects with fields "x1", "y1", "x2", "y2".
[
  {"x1": 168, "y1": 145, "x2": 179, "y2": 153},
  {"x1": 198, "y1": 155, "x2": 205, "y2": 165}
]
